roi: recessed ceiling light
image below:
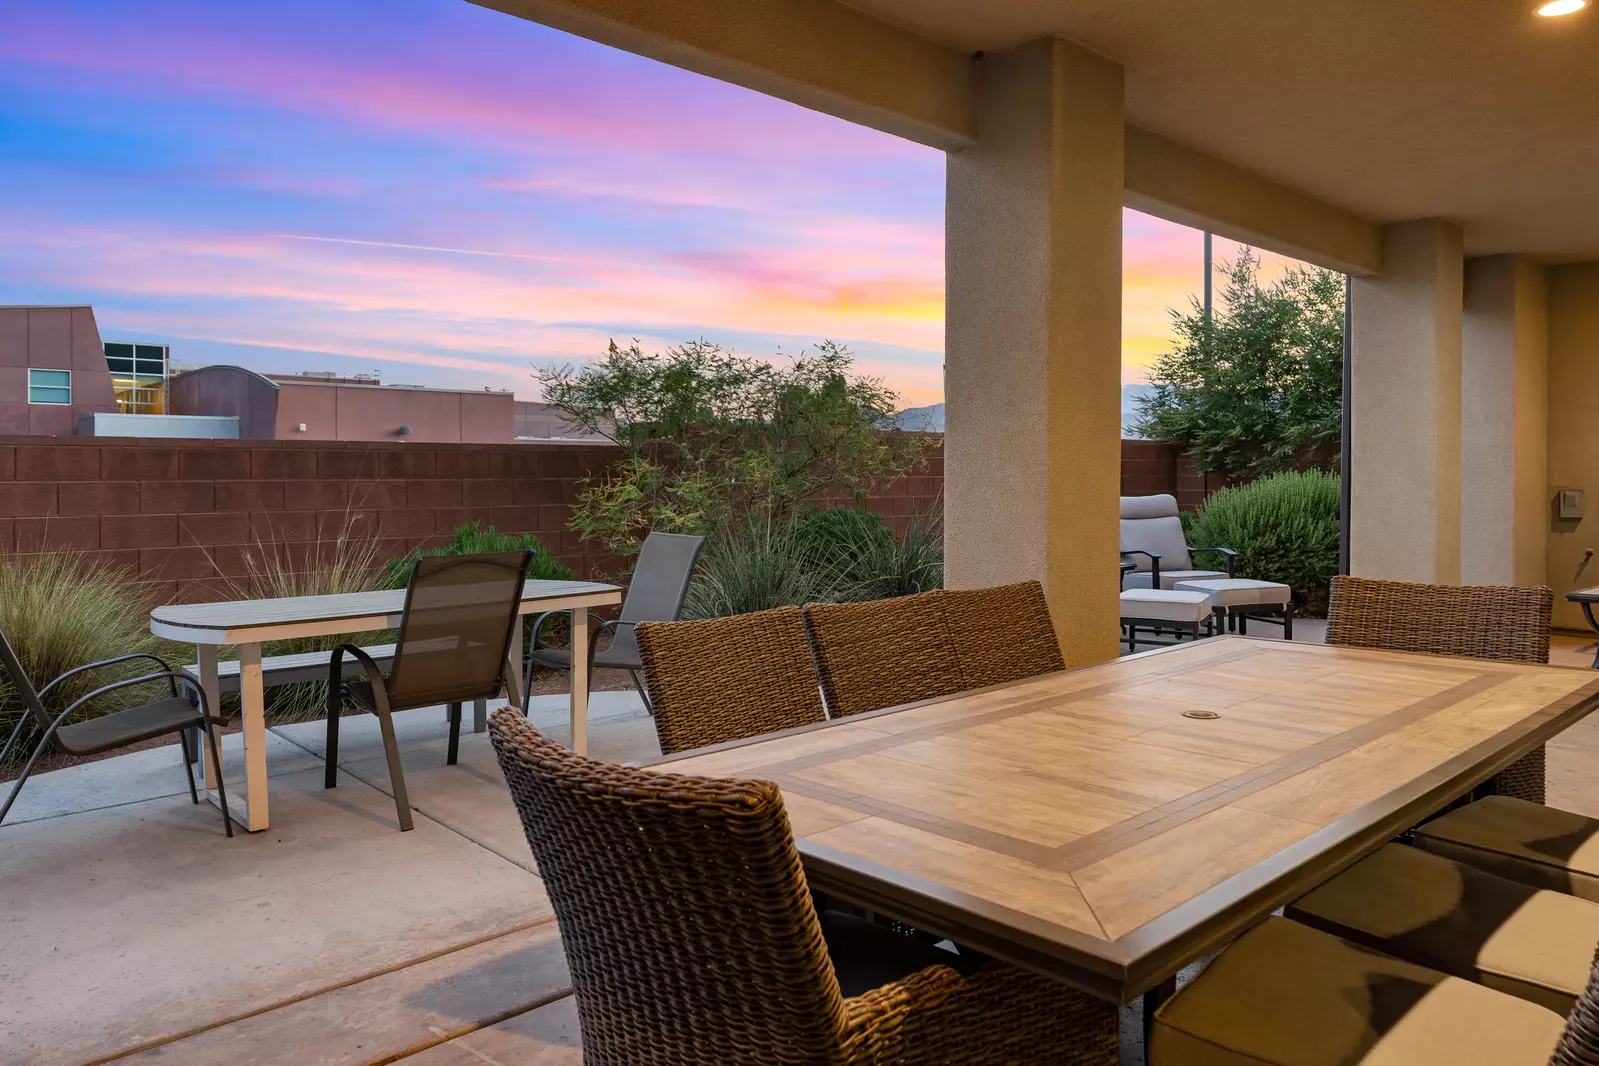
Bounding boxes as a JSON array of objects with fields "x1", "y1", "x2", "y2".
[{"x1": 1537, "y1": 0, "x2": 1587, "y2": 16}]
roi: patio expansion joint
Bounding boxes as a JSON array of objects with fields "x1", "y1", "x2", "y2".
[{"x1": 83, "y1": 916, "x2": 564, "y2": 1066}]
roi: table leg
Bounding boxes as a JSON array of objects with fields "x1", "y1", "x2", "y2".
[
  {"x1": 236, "y1": 643, "x2": 269, "y2": 831},
  {"x1": 196, "y1": 645, "x2": 221, "y2": 789},
  {"x1": 570, "y1": 607, "x2": 589, "y2": 755},
  {"x1": 1583, "y1": 603, "x2": 1599, "y2": 669},
  {"x1": 506, "y1": 617, "x2": 526, "y2": 711}
]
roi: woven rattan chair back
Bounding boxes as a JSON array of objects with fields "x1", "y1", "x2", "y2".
[
  {"x1": 1550, "y1": 946, "x2": 1599, "y2": 1065},
  {"x1": 1326, "y1": 575, "x2": 1554, "y2": 802},
  {"x1": 1326, "y1": 575, "x2": 1553, "y2": 664},
  {"x1": 636, "y1": 607, "x2": 826, "y2": 754},
  {"x1": 803, "y1": 591, "x2": 965, "y2": 719},
  {"x1": 488, "y1": 710, "x2": 853, "y2": 1065},
  {"x1": 385, "y1": 550, "x2": 531, "y2": 711},
  {"x1": 942, "y1": 581, "x2": 1065, "y2": 688}
]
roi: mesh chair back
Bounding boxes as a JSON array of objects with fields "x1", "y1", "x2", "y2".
[
  {"x1": 0, "y1": 626, "x2": 52, "y2": 733},
  {"x1": 804, "y1": 591, "x2": 964, "y2": 719},
  {"x1": 1326, "y1": 576, "x2": 1552, "y2": 664},
  {"x1": 488, "y1": 710, "x2": 850, "y2": 1064},
  {"x1": 386, "y1": 550, "x2": 532, "y2": 710},
  {"x1": 608, "y1": 532, "x2": 705, "y2": 662},
  {"x1": 636, "y1": 607, "x2": 826, "y2": 754},
  {"x1": 943, "y1": 581, "x2": 1065, "y2": 688}
]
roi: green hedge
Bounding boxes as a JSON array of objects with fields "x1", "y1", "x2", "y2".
[
  {"x1": 382, "y1": 521, "x2": 573, "y2": 589},
  {"x1": 1185, "y1": 470, "x2": 1340, "y2": 615}
]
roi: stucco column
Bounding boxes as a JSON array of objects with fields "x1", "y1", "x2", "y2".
[
  {"x1": 944, "y1": 37, "x2": 1124, "y2": 665},
  {"x1": 1349, "y1": 219, "x2": 1464, "y2": 584},
  {"x1": 1461, "y1": 255, "x2": 1548, "y2": 586}
]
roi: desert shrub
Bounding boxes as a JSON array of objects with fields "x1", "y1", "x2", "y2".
[
  {"x1": 1184, "y1": 470, "x2": 1341, "y2": 614},
  {"x1": 223, "y1": 511, "x2": 391, "y2": 718},
  {"x1": 381, "y1": 521, "x2": 573, "y2": 589},
  {"x1": 0, "y1": 552, "x2": 172, "y2": 761},
  {"x1": 684, "y1": 504, "x2": 943, "y2": 619},
  {"x1": 682, "y1": 516, "x2": 848, "y2": 620}
]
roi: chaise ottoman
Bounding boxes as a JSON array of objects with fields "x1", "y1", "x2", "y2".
[
  {"x1": 1173, "y1": 578, "x2": 1294, "y2": 639},
  {"x1": 1119, "y1": 589, "x2": 1215, "y2": 651}
]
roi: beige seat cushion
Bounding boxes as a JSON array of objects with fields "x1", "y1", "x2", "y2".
[
  {"x1": 1173, "y1": 578, "x2": 1292, "y2": 608},
  {"x1": 1151, "y1": 916, "x2": 1564, "y2": 1065},
  {"x1": 1414, "y1": 796, "x2": 1599, "y2": 902},
  {"x1": 1287, "y1": 843, "x2": 1599, "y2": 1014},
  {"x1": 1122, "y1": 568, "x2": 1231, "y2": 590},
  {"x1": 1121, "y1": 589, "x2": 1213, "y2": 624}
]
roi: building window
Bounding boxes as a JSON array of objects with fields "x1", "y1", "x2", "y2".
[
  {"x1": 27, "y1": 368, "x2": 71, "y2": 405},
  {"x1": 104, "y1": 341, "x2": 169, "y2": 414}
]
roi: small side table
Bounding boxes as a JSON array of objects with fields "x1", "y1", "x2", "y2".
[{"x1": 1566, "y1": 587, "x2": 1599, "y2": 668}]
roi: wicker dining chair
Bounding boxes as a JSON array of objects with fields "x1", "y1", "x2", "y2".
[
  {"x1": 1326, "y1": 575, "x2": 1554, "y2": 803},
  {"x1": 942, "y1": 581, "x2": 1065, "y2": 688},
  {"x1": 326, "y1": 550, "x2": 532, "y2": 831},
  {"x1": 803, "y1": 590, "x2": 965, "y2": 719},
  {"x1": 487, "y1": 709, "x2": 1118, "y2": 1065},
  {"x1": 635, "y1": 606, "x2": 826, "y2": 755}
]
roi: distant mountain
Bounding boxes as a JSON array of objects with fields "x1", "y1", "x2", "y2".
[
  {"x1": 889, "y1": 402, "x2": 944, "y2": 432},
  {"x1": 1122, "y1": 384, "x2": 1155, "y2": 438},
  {"x1": 890, "y1": 389, "x2": 1151, "y2": 437}
]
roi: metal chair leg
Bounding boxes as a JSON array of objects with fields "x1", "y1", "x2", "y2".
[
  {"x1": 324, "y1": 685, "x2": 341, "y2": 790},
  {"x1": 628, "y1": 670, "x2": 652, "y2": 715},
  {"x1": 1283, "y1": 608, "x2": 1294, "y2": 640},
  {"x1": 446, "y1": 702, "x2": 461, "y2": 766},
  {"x1": 179, "y1": 728, "x2": 199, "y2": 803},
  {"x1": 0, "y1": 734, "x2": 52, "y2": 827},
  {"x1": 372, "y1": 703, "x2": 414, "y2": 831},
  {"x1": 202, "y1": 718, "x2": 234, "y2": 838}
]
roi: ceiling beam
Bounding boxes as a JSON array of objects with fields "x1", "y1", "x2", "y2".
[
  {"x1": 473, "y1": 0, "x2": 1385, "y2": 275},
  {"x1": 470, "y1": 0, "x2": 979, "y2": 150}
]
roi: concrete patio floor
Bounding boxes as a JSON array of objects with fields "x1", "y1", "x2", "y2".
[{"x1": 6, "y1": 630, "x2": 1599, "y2": 1066}]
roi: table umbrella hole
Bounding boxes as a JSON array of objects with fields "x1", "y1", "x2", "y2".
[{"x1": 1182, "y1": 710, "x2": 1222, "y2": 720}]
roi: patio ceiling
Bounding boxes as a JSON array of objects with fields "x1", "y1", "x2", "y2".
[{"x1": 843, "y1": 0, "x2": 1599, "y2": 262}]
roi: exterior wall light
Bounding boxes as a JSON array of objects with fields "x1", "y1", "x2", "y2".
[
  {"x1": 395, "y1": 424, "x2": 413, "y2": 436},
  {"x1": 1538, "y1": 0, "x2": 1587, "y2": 15}
]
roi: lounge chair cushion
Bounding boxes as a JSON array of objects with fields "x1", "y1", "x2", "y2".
[
  {"x1": 1122, "y1": 568, "x2": 1231, "y2": 590},
  {"x1": 1287, "y1": 843, "x2": 1599, "y2": 1014},
  {"x1": 1413, "y1": 795, "x2": 1599, "y2": 902},
  {"x1": 1173, "y1": 578, "x2": 1292, "y2": 608},
  {"x1": 1151, "y1": 916, "x2": 1564, "y2": 1065},
  {"x1": 1120, "y1": 589, "x2": 1213, "y2": 625}
]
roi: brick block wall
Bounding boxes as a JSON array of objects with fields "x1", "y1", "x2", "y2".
[{"x1": 0, "y1": 436, "x2": 943, "y2": 606}]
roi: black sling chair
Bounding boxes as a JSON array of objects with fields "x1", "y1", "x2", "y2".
[
  {"x1": 0, "y1": 628, "x2": 232, "y2": 836},
  {"x1": 325, "y1": 550, "x2": 532, "y2": 831}
]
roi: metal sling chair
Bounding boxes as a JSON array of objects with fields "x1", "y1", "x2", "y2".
[
  {"x1": 324, "y1": 549, "x2": 532, "y2": 832},
  {"x1": 0, "y1": 627, "x2": 232, "y2": 836},
  {"x1": 522, "y1": 531, "x2": 704, "y2": 713}
]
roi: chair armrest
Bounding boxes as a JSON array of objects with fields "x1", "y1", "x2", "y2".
[
  {"x1": 39, "y1": 652, "x2": 179, "y2": 702},
  {"x1": 1121, "y1": 549, "x2": 1162, "y2": 587},
  {"x1": 1190, "y1": 546, "x2": 1237, "y2": 576},
  {"x1": 842, "y1": 961, "x2": 1115, "y2": 1064},
  {"x1": 56, "y1": 671, "x2": 216, "y2": 727}
]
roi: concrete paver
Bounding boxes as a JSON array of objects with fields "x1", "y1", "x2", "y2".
[
  {"x1": 0, "y1": 767, "x2": 549, "y2": 1066},
  {"x1": 393, "y1": 994, "x2": 583, "y2": 1066},
  {"x1": 111, "y1": 920, "x2": 570, "y2": 1065}
]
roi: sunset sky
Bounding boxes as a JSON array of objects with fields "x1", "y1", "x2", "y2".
[{"x1": 0, "y1": 0, "x2": 1293, "y2": 409}]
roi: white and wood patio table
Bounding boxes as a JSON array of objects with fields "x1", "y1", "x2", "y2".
[
  {"x1": 652, "y1": 635, "x2": 1599, "y2": 1005},
  {"x1": 151, "y1": 577, "x2": 621, "y2": 832}
]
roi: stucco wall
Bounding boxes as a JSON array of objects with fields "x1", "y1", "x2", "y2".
[
  {"x1": 0, "y1": 307, "x2": 119, "y2": 435},
  {"x1": 169, "y1": 366, "x2": 280, "y2": 438},
  {"x1": 272, "y1": 382, "x2": 515, "y2": 443},
  {"x1": 1547, "y1": 261, "x2": 1599, "y2": 629}
]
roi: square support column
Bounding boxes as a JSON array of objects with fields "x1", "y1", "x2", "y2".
[
  {"x1": 1349, "y1": 219, "x2": 1464, "y2": 584},
  {"x1": 945, "y1": 37, "x2": 1124, "y2": 665},
  {"x1": 1462, "y1": 255, "x2": 1547, "y2": 586}
]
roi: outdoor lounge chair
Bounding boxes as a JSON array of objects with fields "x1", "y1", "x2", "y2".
[
  {"x1": 325, "y1": 550, "x2": 532, "y2": 832},
  {"x1": 523, "y1": 531, "x2": 704, "y2": 712},
  {"x1": 487, "y1": 709, "x2": 1119, "y2": 1064},
  {"x1": 635, "y1": 606, "x2": 825, "y2": 754},
  {"x1": 1119, "y1": 494, "x2": 1236, "y2": 589},
  {"x1": 0, "y1": 627, "x2": 232, "y2": 836},
  {"x1": 1326, "y1": 574, "x2": 1552, "y2": 803}
]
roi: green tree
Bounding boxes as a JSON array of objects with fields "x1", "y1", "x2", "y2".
[
  {"x1": 538, "y1": 339, "x2": 930, "y2": 559},
  {"x1": 1134, "y1": 249, "x2": 1344, "y2": 480}
]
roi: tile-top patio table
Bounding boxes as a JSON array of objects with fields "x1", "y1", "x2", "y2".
[
  {"x1": 152, "y1": 577, "x2": 621, "y2": 832},
  {"x1": 653, "y1": 636, "x2": 1599, "y2": 1005}
]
